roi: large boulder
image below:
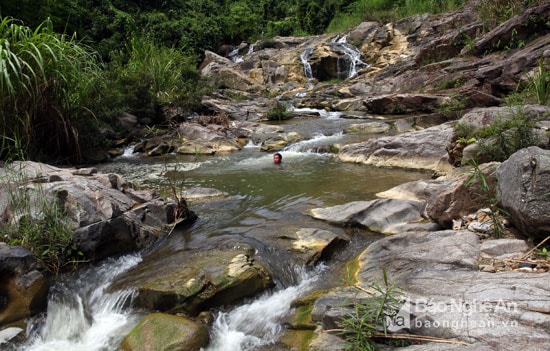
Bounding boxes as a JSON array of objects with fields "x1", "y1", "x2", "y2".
[
  {"x1": 0, "y1": 161, "x2": 195, "y2": 261},
  {"x1": 308, "y1": 198, "x2": 439, "y2": 234},
  {"x1": 425, "y1": 162, "x2": 500, "y2": 228},
  {"x1": 496, "y1": 146, "x2": 550, "y2": 240},
  {"x1": 310, "y1": 230, "x2": 550, "y2": 350},
  {"x1": 121, "y1": 313, "x2": 209, "y2": 351},
  {"x1": 110, "y1": 243, "x2": 273, "y2": 316},
  {"x1": 338, "y1": 123, "x2": 455, "y2": 173},
  {"x1": 0, "y1": 244, "x2": 48, "y2": 327}
]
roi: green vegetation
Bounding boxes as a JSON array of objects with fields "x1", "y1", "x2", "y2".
[
  {"x1": 0, "y1": 17, "x2": 103, "y2": 163},
  {"x1": 107, "y1": 34, "x2": 207, "y2": 124},
  {"x1": 337, "y1": 269, "x2": 410, "y2": 350},
  {"x1": 0, "y1": 17, "x2": 209, "y2": 163},
  {"x1": 328, "y1": 0, "x2": 466, "y2": 33},
  {"x1": 530, "y1": 58, "x2": 550, "y2": 105},
  {"x1": 455, "y1": 107, "x2": 539, "y2": 164},
  {"x1": 266, "y1": 101, "x2": 292, "y2": 121},
  {"x1": 475, "y1": 0, "x2": 546, "y2": 33},
  {"x1": 476, "y1": 111, "x2": 538, "y2": 163},
  {"x1": 1, "y1": 168, "x2": 84, "y2": 274},
  {"x1": 438, "y1": 95, "x2": 468, "y2": 120},
  {"x1": 463, "y1": 160, "x2": 507, "y2": 238}
]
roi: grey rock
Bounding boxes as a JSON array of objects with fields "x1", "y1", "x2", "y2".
[
  {"x1": 309, "y1": 198, "x2": 428, "y2": 234},
  {"x1": 497, "y1": 147, "x2": 550, "y2": 240}
]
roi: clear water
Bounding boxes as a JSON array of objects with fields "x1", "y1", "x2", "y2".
[{"x1": 19, "y1": 113, "x2": 431, "y2": 350}]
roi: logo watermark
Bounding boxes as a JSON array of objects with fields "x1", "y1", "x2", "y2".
[{"x1": 385, "y1": 298, "x2": 519, "y2": 332}]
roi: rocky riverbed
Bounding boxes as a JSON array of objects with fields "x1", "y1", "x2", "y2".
[{"x1": 1, "y1": 1, "x2": 550, "y2": 350}]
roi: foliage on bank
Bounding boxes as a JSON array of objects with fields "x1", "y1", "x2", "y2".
[
  {"x1": 2, "y1": 0, "x2": 545, "y2": 163},
  {"x1": 0, "y1": 17, "x2": 208, "y2": 163}
]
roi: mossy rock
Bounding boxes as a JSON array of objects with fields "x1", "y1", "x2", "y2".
[{"x1": 121, "y1": 313, "x2": 209, "y2": 351}]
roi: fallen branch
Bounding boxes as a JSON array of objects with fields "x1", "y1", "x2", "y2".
[
  {"x1": 374, "y1": 333, "x2": 470, "y2": 345},
  {"x1": 325, "y1": 329, "x2": 470, "y2": 346},
  {"x1": 520, "y1": 235, "x2": 550, "y2": 260},
  {"x1": 353, "y1": 283, "x2": 377, "y2": 295}
]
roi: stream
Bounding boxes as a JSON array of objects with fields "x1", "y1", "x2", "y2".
[{"x1": 20, "y1": 112, "x2": 431, "y2": 350}]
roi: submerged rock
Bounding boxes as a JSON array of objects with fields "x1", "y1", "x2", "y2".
[{"x1": 278, "y1": 228, "x2": 349, "y2": 266}]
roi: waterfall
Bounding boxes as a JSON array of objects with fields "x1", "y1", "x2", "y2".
[
  {"x1": 228, "y1": 48, "x2": 244, "y2": 63},
  {"x1": 331, "y1": 35, "x2": 369, "y2": 78},
  {"x1": 300, "y1": 48, "x2": 314, "y2": 80},
  {"x1": 22, "y1": 254, "x2": 142, "y2": 351},
  {"x1": 203, "y1": 265, "x2": 324, "y2": 351},
  {"x1": 120, "y1": 145, "x2": 136, "y2": 158}
]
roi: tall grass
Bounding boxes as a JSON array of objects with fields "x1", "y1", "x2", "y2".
[
  {"x1": 0, "y1": 17, "x2": 103, "y2": 163},
  {"x1": 475, "y1": 0, "x2": 547, "y2": 32},
  {"x1": 327, "y1": 0, "x2": 467, "y2": 33},
  {"x1": 108, "y1": 34, "x2": 206, "y2": 124},
  {"x1": 530, "y1": 59, "x2": 550, "y2": 105}
]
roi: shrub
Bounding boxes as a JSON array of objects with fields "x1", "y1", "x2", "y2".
[
  {"x1": 106, "y1": 34, "x2": 211, "y2": 128},
  {"x1": 530, "y1": 58, "x2": 550, "y2": 105},
  {"x1": 0, "y1": 17, "x2": 104, "y2": 163},
  {"x1": 475, "y1": 108, "x2": 538, "y2": 162},
  {"x1": 265, "y1": 101, "x2": 292, "y2": 121}
]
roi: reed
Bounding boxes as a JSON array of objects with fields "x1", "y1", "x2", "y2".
[{"x1": 0, "y1": 17, "x2": 102, "y2": 162}]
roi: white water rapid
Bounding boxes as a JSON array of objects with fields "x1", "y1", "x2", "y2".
[
  {"x1": 203, "y1": 265, "x2": 325, "y2": 351},
  {"x1": 22, "y1": 254, "x2": 143, "y2": 351}
]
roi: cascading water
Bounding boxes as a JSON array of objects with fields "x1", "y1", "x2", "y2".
[
  {"x1": 21, "y1": 254, "x2": 143, "y2": 351},
  {"x1": 228, "y1": 48, "x2": 244, "y2": 63},
  {"x1": 300, "y1": 48, "x2": 314, "y2": 80},
  {"x1": 203, "y1": 265, "x2": 325, "y2": 351},
  {"x1": 300, "y1": 36, "x2": 368, "y2": 85},
  {"x1": 332, "y1": 35, "x2": 369, "y2": 78}
]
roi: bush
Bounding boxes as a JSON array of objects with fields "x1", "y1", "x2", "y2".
[
  {"x1": 265, "y1": 101, "x2": 292, "y2": 121},
  {"x1": 337, "y1": 269, "x2": 410, "y2": 350},
  {"x1": 475, "y1": 108, "x2": 538, "y2": 162},
  {"x1": 106, "y1": 34, "x2": 209, "y2": 126},
  {"x1": 0, "y1": 17, "x2": 104, "y2": 163}
]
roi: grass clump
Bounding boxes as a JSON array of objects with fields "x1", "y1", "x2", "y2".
[
  {"x1": 453, "y1": 105, "x2": 540, "y2": 164},
  {"x1": 529, "y1": 58, "x2": 550, "y2": 105},
  {"x1": 336, "y1": 269, "x2": 410, "y2": 350},
  {"x1": 266, "y1": 101, "x2": 292, "y2": 121},
  {"x1": 0, "y1": 165, "x2": 84, "y2": 275},
  {"x1": 476, "y1": 109, "x2": 538, "y2": 163}
]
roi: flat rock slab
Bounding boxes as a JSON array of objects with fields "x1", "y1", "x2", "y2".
[
  {"x1": 355, "y1": 230, "x2": 550, "y2": 349},
  {"x1": 308, "y1": 198, "x2": 435, "y2": 234},
  {"x1": 338, "y1": 124, "x2": 454, "y2": 173}
]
